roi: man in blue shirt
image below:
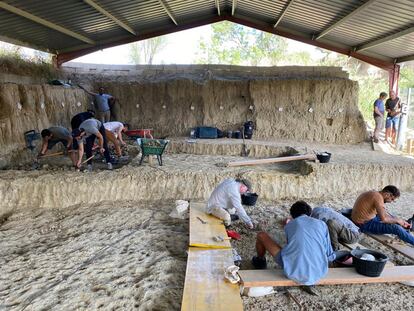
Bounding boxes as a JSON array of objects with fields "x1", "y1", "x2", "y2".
[
  {"x1": 79, "y1": 85, "x2": 114, "y2": 123},
  {"x1": 373, "y1": 92, "x2": 387, "y2": 143},
  {"x1": 252, "y1": 201, "x2": 336, "y2": 285}
]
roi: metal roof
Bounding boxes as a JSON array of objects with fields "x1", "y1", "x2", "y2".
[{"x1": 0, "y1": 0, "x2": 413, "y2": 68}]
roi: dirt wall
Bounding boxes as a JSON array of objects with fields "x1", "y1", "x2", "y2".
[{"x1": 0, "y1": 65, "x2": 366, "y2": 168}]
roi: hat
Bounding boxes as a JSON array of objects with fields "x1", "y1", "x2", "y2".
[{"x1": 236, "y1": 178, "x2": 252, "y2": 191}]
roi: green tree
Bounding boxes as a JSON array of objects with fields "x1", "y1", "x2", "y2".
[
  {"x1": 129, "y1": 36, "x2": 168, "y2": 65},
  {"x1": 196, "y1": 21, "x2": 288, "y2": 66}
]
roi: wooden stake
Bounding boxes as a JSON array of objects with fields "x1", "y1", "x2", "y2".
[
  {"x1": 39, "y1": 151, "x2": 64, "y2": 158},
  {"x1": 81, "y1": 155, "x2": 95, "y2": 165}
]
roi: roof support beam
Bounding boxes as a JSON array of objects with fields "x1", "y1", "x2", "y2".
[
  {"x1": 315, "y1": 0, "x2": 379, "y2": 40},
  {"x1": 273, "y1": 0, "x2": 295, "y2": 28},
  {"x1": 215, "y1": 0, "x2": 221, "y2": 16},
  {"x1": 83, "y1": 0, "x2": 136, "y2": 35},
  {"x1": 0, "y1": 1, "x2": 95, "y2": 45},
  {"x1": 57, "y1": 15, "x2": 226, "y2": 66},
  {"x1": 158, "y1": 0, "x2": 178, "y2": 25},
  {"x1": 225, "y1": 15, "x2": 395, "y2": 71},
  {"x1": 356, "y1": 26, "x2": 414, "y2": 52},
  {"x1": 232, "y1": 0, "x2": 237, "y2": 16},
  {"x1": 397, "y1": 54, "x2": 414, "y2": 63}
]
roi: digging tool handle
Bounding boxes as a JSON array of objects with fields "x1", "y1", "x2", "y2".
[
  {"x1": 39, "y1": 152, "x2": 64, "y2": 158},
  {"x1": 81, "y1": 155, "x2": 95, "y2": 165}
]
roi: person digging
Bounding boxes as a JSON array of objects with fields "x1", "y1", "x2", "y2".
[
  {"x1": 205, "y1": 178, "x2": 254, "y2": 229},
  {"x1": 39, "y1": 126, "x2": 77, "y2": 167},
  {"x1": 252, "y1": 201, "x2": 336, "y2": 286},
  {"x1": 72, "y1": 118, "x2": 113, "y2": 171}
]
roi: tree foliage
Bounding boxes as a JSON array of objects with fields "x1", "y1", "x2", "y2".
[
  {"x1": 129, "y1": 36, "x2": 168, "y2": 65},
  {"x1": 196, "y1": 21, "x2": 288, "y2": 66}
]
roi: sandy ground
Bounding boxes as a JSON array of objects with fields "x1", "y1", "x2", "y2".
[
  {"x1": 1, "y1": 139, "x2": 414, "y2": 310},
  {"x1": 1, "y1": 195, "x2": 413, "y2": 311},
  {"x1": 0, "y1": 201, "x2": 188, "y2": 311}
]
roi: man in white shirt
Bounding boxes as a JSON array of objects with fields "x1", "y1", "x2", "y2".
[
  {"x1": 206, "y1": 178, "x2": 254, "y2": 229},
  {"x1": 104, "y1": 121, "x2": 127, "y2": 157}
]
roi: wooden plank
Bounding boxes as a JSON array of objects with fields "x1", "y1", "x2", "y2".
[
  {"x1": 367, "y1": 234, "x2": 414, "y2": 262},
  {"x1": 189, "y1": 202, "x2": 231, "y2": 249},
  {"x1": 181, "y1": 248, "x2": 243, "y2": 311},
  {"x1": 239, "y1": 266, "x2": 414, "y2": 287},
  {"x1": 226, "y1": 154, "x2": 316, "y2": 167}
]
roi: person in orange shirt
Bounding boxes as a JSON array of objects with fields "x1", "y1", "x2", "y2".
[{"x1": 351, "y1": 185, "x2": 413, "y2": 245}]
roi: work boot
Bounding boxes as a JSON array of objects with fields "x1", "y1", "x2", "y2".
[
  {"x1": 87, "y1": 164, "x2": 93, "y2": 172},
  {"x1": 230, "y1": 214, "x2": 239, "y2": 222},
  {"x1": 107, "y1": 162, "x2": 113, "y2": 170},
  {"x1": 251, "y1": 256, "x2": 267, "y2": 269}
]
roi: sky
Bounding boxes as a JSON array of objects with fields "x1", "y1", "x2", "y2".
[
  {"x1": 72, "y1": 24, "x2": 321, "y2": 65},
  {"x1": 0, "y1": 23, "x2": 322, "y2": 65}
]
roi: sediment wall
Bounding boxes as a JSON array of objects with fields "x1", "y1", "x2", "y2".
[
  {"x1": 0, "y1": 65, "x2": 366, "y2": 168},
  {"x1": 1, "y1": 159, "x2": 413, "y2": 211}
]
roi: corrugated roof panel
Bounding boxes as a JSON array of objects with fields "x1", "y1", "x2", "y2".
[
  {"x1": 280, "y1": 0, "x2": 365, "y2": 34},
  {"x1": 0, "y1": 0, "x2": 413, "y2": 63},
  {"x1": 326, "y1": 0, "x2": 414, "y2": 47},
  {"x1": 366, "y1": 32, "x2": 414, "y2": 58},
  {"x1": 0, "y1": 9, "x2": 83, "y2": 51}
]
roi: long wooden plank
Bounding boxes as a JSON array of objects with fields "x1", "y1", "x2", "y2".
[
  {"x1": 367, "y1": 234, "x2": 414, "y2": 262},
  {"x1": 189, "y1": 202, "x2": 231, "y2": 249},
  {"x1": 239, "y1": 266, "x2": 414, "y2": 287},
  {"x1": 226, "y1": 154, "x2": 316, "y2": 167},
  {"x1": 181, "y1": 248, "x2": 243, "y2": 311}
]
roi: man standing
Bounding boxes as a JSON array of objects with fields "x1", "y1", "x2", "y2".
[
  {"x1": 252, "y1": 201, "x2": 335, "y2": 285},
  {"x1": 311, "y1": 206, "x2": 360, "y2": 250},
  {"x1": 39, "y1": 126, "x2": 77, "y2": 166},
  {"x1": 79, "y1": 85, "x2": 114, "y2": 123},
  {"x1": 385, "y1": 91, "x2": 401, "y2": 145},
  {"x1": 72, "y1": 118, "x2": 112, "y2": 171},
  {"x1": 104, "y1": 121, "x2": 127, "y2": 157},
  {"x1": 351, "y1": 185, "x2": 414, "y2": 245},
  {"x1": 372, "y1": 92, "x2": 387, "y2": 143},
  {"x1": 206, "y1": 178, "x2": 254, "y2": 229}
]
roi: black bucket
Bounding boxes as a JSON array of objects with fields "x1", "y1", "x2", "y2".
[
  {"x1": 232, "y1": 131, "x2": 242, "y2": 139},
  {"x1": 351, "y1": 248, "x2": 388, "y2": 277},
  {"x1": 316, "y1": 152, "x2": 331, "y2": 163},
  {"x1": 241, "y1": 193, "x2": 258, "y2": 206}
]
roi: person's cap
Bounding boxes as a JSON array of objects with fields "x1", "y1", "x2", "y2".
[{"x1": 237, "y1": 178, "x2": 252, "y2": 191}]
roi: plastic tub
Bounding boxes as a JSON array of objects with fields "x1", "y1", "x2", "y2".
[{"x1": 351, "y1": 248, "x2": 388, "y2": 277}]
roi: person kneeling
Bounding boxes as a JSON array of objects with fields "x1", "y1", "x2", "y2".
[
  {"x1": 206, "y1": 178, "x2": 254, "y2": 229},
  {"x1": 252, "y1": 201, "x2": 336, "y2": 285}
]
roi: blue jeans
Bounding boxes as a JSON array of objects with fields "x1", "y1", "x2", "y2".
[{"x1": 360, "y1": 216, "x2": 414, "y2": 245}]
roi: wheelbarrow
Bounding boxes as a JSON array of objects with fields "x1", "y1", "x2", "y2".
[
  {"x1": 137, "y1": 138, "x2": 169, "y2": 166},
  {"x1": 125, "y1": 129, "x2": 153, "y2": 140}
]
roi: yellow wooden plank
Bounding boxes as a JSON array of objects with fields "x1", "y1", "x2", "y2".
[
  {"x1": 239, "y1": 266, "x2": 414, "y2": 287},
  {"x1": 367, "y1": 234, "x2": 414, "y2": 262},
  {"x1": 181, "y1": 247, "x2": 243, "y2": 311},
  {"x1": 189, "y1": 202, "x2": 231, "y2": 249}
]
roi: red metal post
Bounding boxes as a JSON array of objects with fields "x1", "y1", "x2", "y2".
[{"x1": 388, "y1": 64, "x2": 400, "y2": 96}]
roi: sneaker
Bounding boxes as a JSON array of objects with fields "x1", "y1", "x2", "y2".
[
  {"x1": 107, "y1": 162, "x2": 113, "y2": 170},
  {"x1": 230, "y1": 214, "x2": 239, "y2": 222},
  {"x1": 251, "y1": 256, "x2": 267, "y2": 269},
  {"x1": 87, "y1": 164, "x2": 93, "y2": 172}
]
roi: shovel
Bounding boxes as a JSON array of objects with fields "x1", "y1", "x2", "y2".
[{"x1": 241, "y1": 127, "x2": 250, "y2": 157}]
